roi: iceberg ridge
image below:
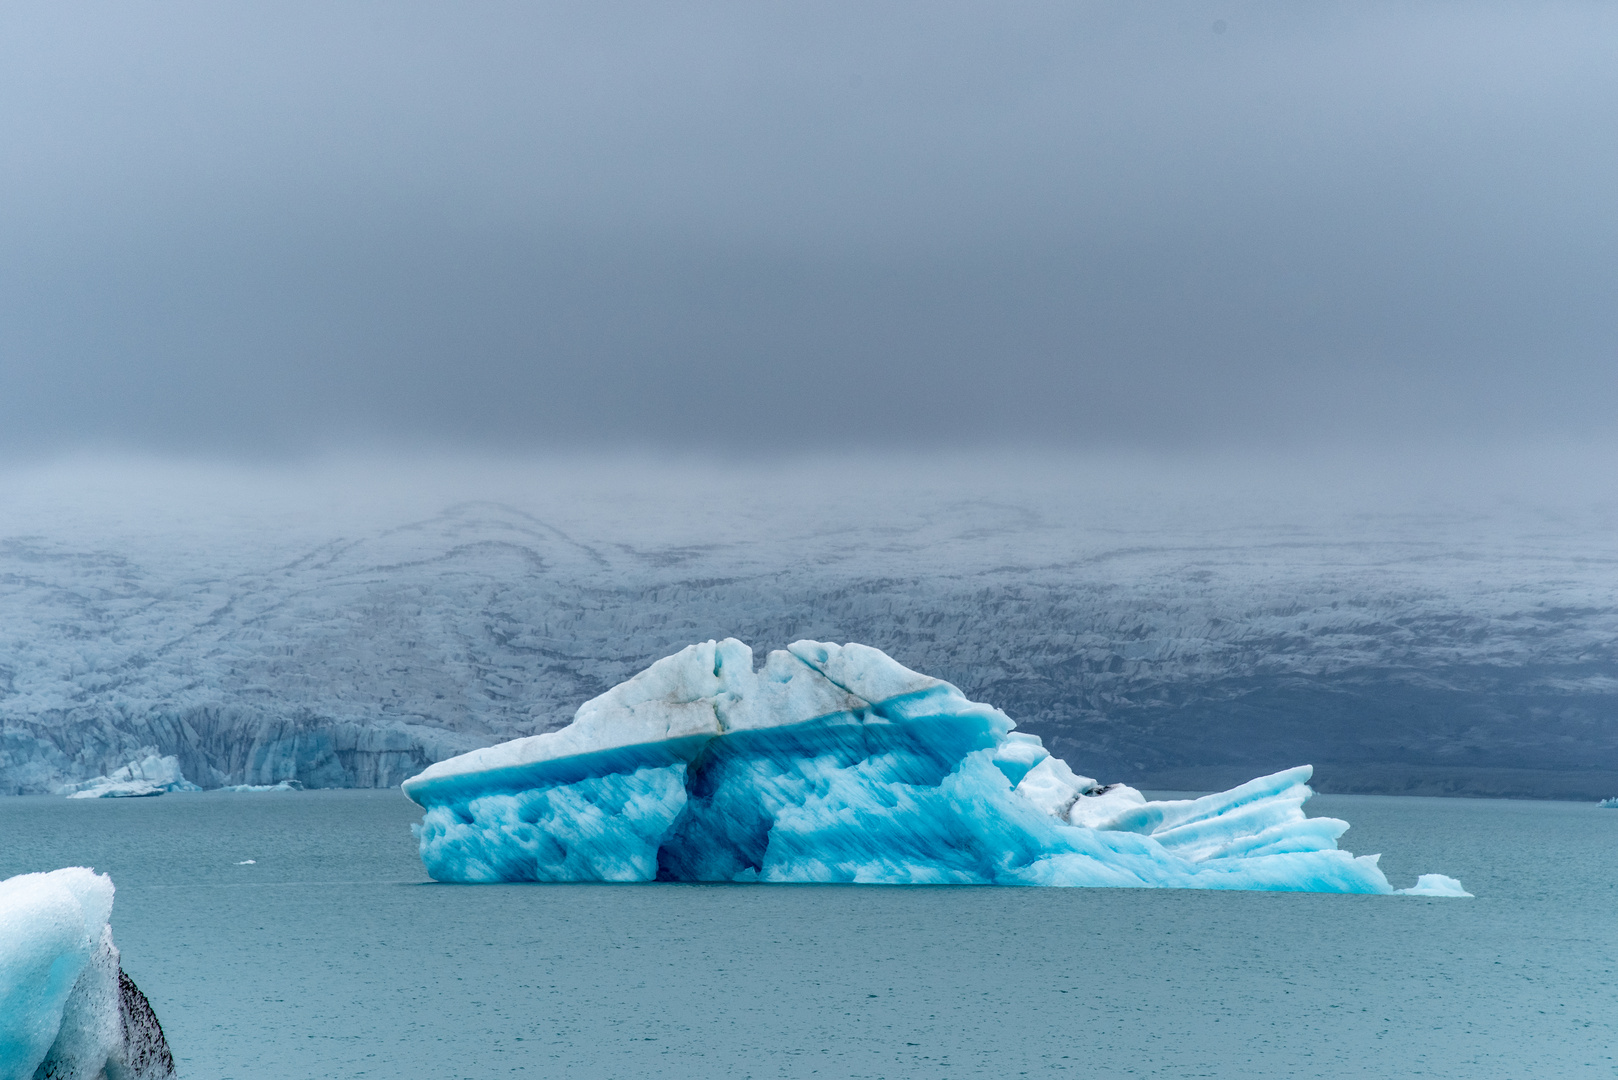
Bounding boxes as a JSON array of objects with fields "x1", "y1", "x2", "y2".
[{"x1": 402, "y1": 640, "x2": 1462, "y2": 893}]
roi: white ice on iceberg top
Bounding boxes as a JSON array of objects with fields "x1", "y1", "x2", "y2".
[
  {"x1": 403, "y1": 639, "x2": 1467, "y2": 894},
  {"x1": 408, "y1": 639, "x2": 882, "y2": 784}
]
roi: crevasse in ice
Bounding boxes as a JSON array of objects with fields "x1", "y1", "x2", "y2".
[
  {"x1": 402, "y1": 640, "x2": 1468, "y2": 895},
  {"x1": 0, "y1": 868, "x2": 175, "y2": 1080}
]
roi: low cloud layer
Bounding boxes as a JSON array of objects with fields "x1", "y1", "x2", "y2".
[{"x1": 2, "y1": 2, "x2": 1613, "y2": 456}]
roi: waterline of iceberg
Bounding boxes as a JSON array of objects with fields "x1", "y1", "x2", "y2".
[{"x1": 402, "y1": 640, "x2": 1467, "y2": 894}]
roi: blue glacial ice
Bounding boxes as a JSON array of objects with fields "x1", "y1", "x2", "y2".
[
  {"x1": 0, "y1": 868, "x2": 175, "y2": 1080},
  {"x1": 402, "y1": 640, "x2": 1468, "y2": 895}
]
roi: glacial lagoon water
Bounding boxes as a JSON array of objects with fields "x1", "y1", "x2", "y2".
[{"x1": 1, "y1": 790, "x2": 1613, "y2": 1079}]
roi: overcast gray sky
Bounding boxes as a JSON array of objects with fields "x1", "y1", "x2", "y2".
[{"x1": 1, "y1": 2, "x2": 1614, "y2": 457}]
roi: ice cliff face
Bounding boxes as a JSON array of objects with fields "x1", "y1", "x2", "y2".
[
  {"x1": 403, "y1": 639, "x2": 1466, "y2": 892},
  {"x1": 3, "y1": 458, "x2": 1616, "y2": 797}
]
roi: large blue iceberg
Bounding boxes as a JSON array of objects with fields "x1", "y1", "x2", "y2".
[{"x1": 402, "y1": 640, "x2": 1468, "y2": 894}]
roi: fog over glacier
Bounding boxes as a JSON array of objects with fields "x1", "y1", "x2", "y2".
[{"x1": 3, "y1": 449, "x2": 1614, "y2": 799}]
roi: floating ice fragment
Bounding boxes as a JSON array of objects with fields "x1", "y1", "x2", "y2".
[
  {"x1": 1398, "y1": 874, "x2": 1473, "y2": 897},
  {"x1": 236, "y1": 860, "x2": 256, "y2": 865},
  {"x1": 0, "y1": 868, "x2": 175, "y2": 1080},
  {"x1": 1598, "y1": 797, "x2": 1618, "y2": 808},
  {"x1": 403, "y1": 639, "x2": 1468, "y2": 895},
  {"x1": 59, "y1": 752, "x2": 200, "y2": 799},
  {"x1": 219, "y1": 780, "x2": 305, "y2": 793}
]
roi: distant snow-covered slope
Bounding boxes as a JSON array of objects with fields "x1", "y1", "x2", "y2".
[{"x1": 2, "y1": 453, "x2": 1615, "y2": 797}]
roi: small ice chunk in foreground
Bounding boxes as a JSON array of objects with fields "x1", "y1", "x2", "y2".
[
  {"x1": 0, "y1": 868, "x2": 175, "y2": 1080},
  {"x1": 403, "y1": 639, "x2": 1468, "y2": 895}
]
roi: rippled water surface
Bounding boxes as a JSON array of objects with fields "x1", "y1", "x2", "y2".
[{"x1": 2, "y1": 790, "x2": 1614, "y2": 1078}]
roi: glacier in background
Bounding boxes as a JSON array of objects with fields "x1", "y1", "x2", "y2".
[
  {"x1": 2, "y1": 453, "x2": 1616, "y2": 798},
  {"x1": 403, "y1": 639, "x2": 1467, "y2": 894}
]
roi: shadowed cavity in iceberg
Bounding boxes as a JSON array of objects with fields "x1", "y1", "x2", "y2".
[{"x1": 401, "y1": 640, "x2": 1468, "y2": 895}]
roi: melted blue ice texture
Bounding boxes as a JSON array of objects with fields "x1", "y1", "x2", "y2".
[
  {"x1": 409, "y1": 687, "x2": 1392, "y2": 892},
  {"x1": 414, "y1": 693, "x2": 1391, "y2": 893}
]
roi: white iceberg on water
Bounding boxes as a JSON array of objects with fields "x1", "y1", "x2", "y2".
[
  {"x1": 403, "y1": 640, "x2": 1467, "y2": 895},
  {"x1": 219, "y1": 779, "x2": 305, "y2": 793},
  {"x1": 0, "y1": 868, "x2": 174, "y2": 1080},
  {"x1": 59, "y1": 753, "x2": 200, "y2": 800}
]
